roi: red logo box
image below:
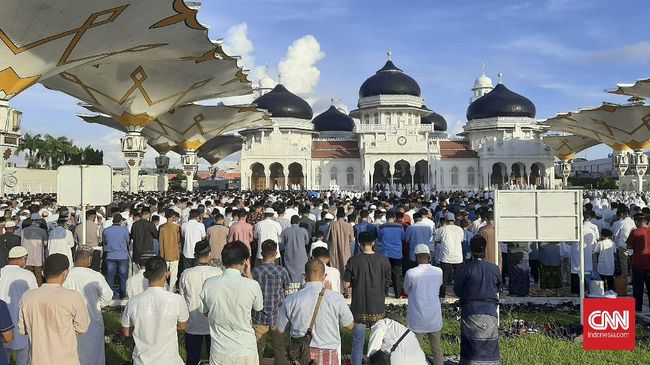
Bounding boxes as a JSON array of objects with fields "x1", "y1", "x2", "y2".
[{"x1": 583, "y1": 298, "x2": 636, "y2": 351}]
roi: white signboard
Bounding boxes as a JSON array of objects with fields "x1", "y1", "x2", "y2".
[
  {"x1": 57, "y1": 165, "x2": 113, "y2": 206},
  {"x1": 494, "y1": 190, "x2": 582, "y2": 242}
]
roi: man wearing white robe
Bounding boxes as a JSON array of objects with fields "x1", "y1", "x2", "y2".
[
  {"x1": 47, "y1": 218, "x2": 75, "y2": 269},
  {"x1": 63, "y1": 246, "x2": 113, "y2": 365}
]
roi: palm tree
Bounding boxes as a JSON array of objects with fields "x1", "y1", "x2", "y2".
[{"x1": 16, "y1": 133, "x2": 43, "y2": 168}]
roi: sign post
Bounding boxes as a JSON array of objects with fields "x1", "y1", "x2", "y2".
[
  {"x1": 57, "y1": 165, "x2": 113, "y2": 247},
  {"x1": 494, "y1": 190, "x2": 584, "y2": 320}
]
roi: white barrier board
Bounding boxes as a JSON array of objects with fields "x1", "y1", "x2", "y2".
[
  {"x1": 57, "y1": 165, "x2": 113, "y2": 206},
  {"x1": 494, "y1": 190, "x2": 582, "y2": 242}
]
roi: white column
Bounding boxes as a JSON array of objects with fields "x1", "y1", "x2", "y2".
[
  {"x1": 265, "y1": 166, "x2": 271, "y2": 190},
  {"x1": 181, "y1": 151, "x2": 199, "y2": 192},
  {"x1": 283, "y1": 166, "x2": 289, "y2": 190},
  {"x1": 410, "y1": 166, "x2": 416, "y2": 189},
  {"x1": 121, "y1": 128, "x2": 147, "y2": 194}
]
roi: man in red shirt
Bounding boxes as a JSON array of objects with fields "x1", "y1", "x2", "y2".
[{"x1": 626, "y1": 213, "x2": 650, "y2": 312}]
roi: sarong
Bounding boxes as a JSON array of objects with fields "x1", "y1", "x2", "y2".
[
  {"x1": 508, "y1": 258, "x2": 530, "y2": 296},
  {"x1": 460, "y1": 314, "x2": 500, "y2": 365},
  {"x1": 310, "y1": 348, "x2": 339, "y2": 365},
  {"x1": 540, "y1": 264, "x2": 562, "y2": 289}
]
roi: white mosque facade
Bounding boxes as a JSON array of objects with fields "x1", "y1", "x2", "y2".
[{"x1": 239, "y1": 57, "x2": 556, "y2": 191}]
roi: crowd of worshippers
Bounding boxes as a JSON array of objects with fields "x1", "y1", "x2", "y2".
[{"x1": 0, "y1": 189, "x2": 645, "y2": 365}]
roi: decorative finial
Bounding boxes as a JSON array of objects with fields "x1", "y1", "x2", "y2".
[
  {"x1": 498, "y1": 72, "x2": 503, "y2": 84},
  {"x1": 481, "y1": 60, "x2": 486, "y2": 75},
  {"x1": 387, "y1": 48, "x2": 392, "y2": 61},
  {"x1": 331, "y1": 98, "x2": 335, "y2": 106},
  {"x1": 278, "y1": 73, "x2": 282, "y2": 84}
]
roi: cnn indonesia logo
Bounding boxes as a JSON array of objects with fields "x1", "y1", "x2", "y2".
[{"x1": 583, "y1": 298, "x2": 635, "y2": 351}]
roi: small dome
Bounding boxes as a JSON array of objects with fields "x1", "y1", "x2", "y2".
[
  {"x1": 474, "y1": 73, "x2": 493, "y2": 88},
  {"x1": 313, "y1": 105, "x2": 355, "y2": 132},
  {"x1": 253, "y1": 84, "x2": 313, "y2": 120},
  {"x1": 420, "y1": 107, "x2": 447, "y2": 131},
  {"x1": 359, "y1": 60, "x2": 421, "y2": 98},
  {"x1": 259, "y1": 75, "x2": 276, "y2": 89},
  {"x1": 466, "y1": 83, "x2": 536, "y2": 120}
]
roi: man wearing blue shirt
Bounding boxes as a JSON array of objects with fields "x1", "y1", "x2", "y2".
[
  {"x1": 378, "y1": 211, "x2": 405, "y2": 298},
  {"x1": 103, "y1": 214, "x2": 130, "y2": 299},
  {"x1": 354, "y1": 210, "x2": 377, "y2": 255},
  {"x1": 404, "y1": 213, "x2": 433, "y2": 269}
]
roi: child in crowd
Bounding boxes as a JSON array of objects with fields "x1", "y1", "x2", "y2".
[{"x1": 594, "y1": 228, "x2": 616, "y2": 291}]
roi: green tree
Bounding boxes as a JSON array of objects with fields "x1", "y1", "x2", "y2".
[{"x1": 17, "y1": 132, "x2": 43, "y2": 168}]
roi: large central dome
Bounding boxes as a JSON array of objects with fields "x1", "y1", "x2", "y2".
[
  {"x1": 253, "y1": 84, "x2": 313, "y2": 120},
  {"x1": 466, "y1": 83, "x2": 536, "y2": 121},
  {"x1": 359, "y1": 60, "x2": 421, "y2": 98}
]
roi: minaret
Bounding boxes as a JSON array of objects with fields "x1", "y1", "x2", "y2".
[
  {"x1": 254, "y1": 65, "x2": 276, "y2": 98},
  {"x1": 470, "y1": 61, "x2": 494, "y2": 103}
]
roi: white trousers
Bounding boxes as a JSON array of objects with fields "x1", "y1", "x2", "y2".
[{"x1": 167, "y1": 260, "x2": 179, "y2": 292}]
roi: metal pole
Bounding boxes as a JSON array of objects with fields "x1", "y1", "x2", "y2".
[
  {"x1": 578, "y1": 197, "x2": 585, "y2": 323},
  {"x1": 494, "y1": 190, "x2": 500, "y2": 324},
  {"x1": 81, "y1": 165, "x2": 87, "y2": 247}
]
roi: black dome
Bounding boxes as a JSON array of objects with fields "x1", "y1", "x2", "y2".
[
  {"x1": 313, "y1": 106, "x2": 355, "y2": 132},
  {"x1": 359, "y1": 60, "x2": 421, "y2": 98},
  {"x1": 466, "y1": 83, "x2": 536, "y2": 120},
  {"x1": 253, "y1": 84, "x2": 313, "y2": 120},
  {"x1": 421, "y1": 107, "x2": 447, "y2": 131}
]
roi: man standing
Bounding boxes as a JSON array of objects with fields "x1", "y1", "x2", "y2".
[
  {"x1": 47, "y1": 217, "x2": 75, "y2": 268},
  {"x1": 18, "y1": 254, "x2": 90, "y2": 365},
  {"x1": 159, "y1": 210, "x2": 182, "y2": 292},
  {"x1": 63, "y1": 246, "x2": 113, "y2": 365},
  {"x1": 327, "y1": 210, "x2": 354, "y2": 290},
  {"x1": 354, "y1": 210, "x2": 378, "y2": 252},
  {"x1": 131, "y1": 208, "x2": 159, "y2": 272},
  {"x1": 200, "y1": 241, "x2": 263, "y2": 364},
  {"x1": 182, "y1": 210, "x2": 206, "y2": 271},
  {"x1": 21, "y1": 216, "x2": 48, "y2": 286},
  {"x1": 0, "y1": 221, "x2": 20, "y2": 268},
  {"x1": 206, "y1": 214, "x2": 229, "y2": 268},
  {"x1": 344, "y1": 232, "x2": 392, "y2": 365},
  {"x1": 627, "y1": 213, "x2": 650, "y2": 312},
  {"x1": 438, "y1": 212, "x2": 465, "y2": 297},
  {"x1": 404, "y1": 213, "x2": 433, "y2": 270},
  {"x1": 454, "y1": 236, "x2": 502, "y2": 365},
  {"x1": 613, "y1": 206, "x2": 636, "y2": 280},
  {"x1": 0, "y1": 247, "x2": 36, "y2": 365},
  {"x1": 298, "y1": 207, "x2": 316, "y2": 237},
  {"x1": 121, "y1": 256, "x2": 189, "y2": 365},
  {"x1": 276, "y1": 259, "x2": 354, "y2": 364},
  {"x1": 312, "y1": 247, "x2": 341, "y2": 293},
  {"x1": 75, "y1": 210, "x2": 102, "y2": 271},
  {"x1": 378, "y1": 211, "x2": 405, "y2": 298},
  {"x1": 254, "y1": 208, "x2": 283, "y2": 264},
  {"x1": 228, "y1": 210, "x2": 254, "y2": 255},
  {"x1": 281, "y1": 215, "x2": 311, "y2": 283},
  {"x1": 253, "y1": 240, "x2": 290, "y2": 365},
  {"x1": 103, "y1": 214, "x2": 130, "y2": 299},
  {"x1": 477, "y1": 212, "x2": 500, "y2": 270},
  {"x1": 404, "y1": 244, "x2": 443, "y2": 365},
  {"x1": 179, "y1": 240, "x2": 223, "y2": 365}
]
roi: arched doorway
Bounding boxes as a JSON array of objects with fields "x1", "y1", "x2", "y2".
[
  {"x1": 491, "y1": 162, "x2": 507, "y2": 188},
  {"x1": 251, "y1": 163, "x2": 266, "y2": 190},
  {"x1": 373, "y1": 160, "x2": 391, "y2": 186},
  {"x1": 511, "y1": 162, "x2": 527, "y2": 185},
  {"x1": 394, "y1": 160, "x2": 411, "y2": 187},
  {"x1": 530, "y1": 162, "x2": 546, "y2": 188},
  {"x1": 269, "y1": 162, "x2": 285, "y2": 190},
  {"x1": 414, "y1": 160, "x2": 428, "y2": 187},
  {"x1": 288, "y1": 162, "x2": 304, "y2": 189}
]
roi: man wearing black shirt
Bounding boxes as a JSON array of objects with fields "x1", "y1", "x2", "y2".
[
  {"x1": 343, "y1": 231, "x2": 391, "y2": 365},
  {"x1": 130, "y1": 208, "x2": 159, "y2": 270},
  {"x1": 0, "y1": 221, "x2": 20, "y2": 268}
]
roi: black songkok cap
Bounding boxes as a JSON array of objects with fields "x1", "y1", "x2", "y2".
[
  {"x1": 470, "y1": 235, "x2": 487, "y2": 255},
  {"x1": 194, "y1": 240, "x2": 212, "y2": 256}
]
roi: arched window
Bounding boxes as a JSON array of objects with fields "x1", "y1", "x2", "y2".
[
  {"x1": 451, "y1": 166, "x2": 459, "y2": 186},
  {"x1": 386, "y1": 113, "x2": 391, "y2": 124},
  {"x1": 346, "y1": 167, "x2": 354, "y2": 186},
  {"x1": 314, "y1": 167, "x2": 321, "y2": 186},
  {"x1": 373, "y1": 113, "x2": 379, "y2": 124},
  {"x1": 467, "y1": 166, "x2": 475, "y2": 186},
  {"x1": 330, "y1": 166, "x2": 339, "y2": 184},
  {"x1": 440, "y1": 167, "x2": 444, "y2": 185},
  {"x1": 363, "y1": 114, "x2": 369, "y2": 124}
]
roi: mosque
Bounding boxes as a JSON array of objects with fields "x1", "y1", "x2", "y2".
[{"x1": 238, "y1": 53, "x2": 555, "y2": 191}]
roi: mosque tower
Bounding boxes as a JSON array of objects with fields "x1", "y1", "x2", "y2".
[
  {"x1": 254, "y1": 65, "x2": 277, "y2": 98},
  {"x1": 470, "y1": 62, "x2": 494, "y2": 103}
]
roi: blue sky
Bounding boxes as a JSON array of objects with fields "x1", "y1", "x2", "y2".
[{"x1": 10, "y1": 0, "x2": 650, "y2": 168}]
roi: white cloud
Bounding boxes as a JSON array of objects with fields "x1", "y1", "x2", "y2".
[
  {"x1": 500, "y1": 35, "x2": 577, "y2": 59},
  {"x1": 585, "y1": 41, "x2": 650, "y2": 64},
  {"x1": 278, "y1": 35, "x2": 325, "y2": 95},
  {"x1": 222, "y1": 23, "x2": 255, "y2": 70}
]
